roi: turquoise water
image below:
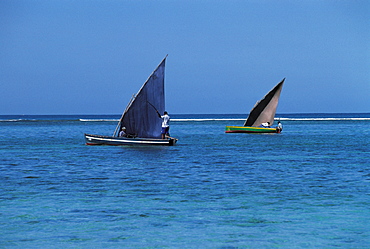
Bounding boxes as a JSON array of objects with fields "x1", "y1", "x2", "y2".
[{"x1": 1, "y1": 114, "x2": 369, "y2": 248}]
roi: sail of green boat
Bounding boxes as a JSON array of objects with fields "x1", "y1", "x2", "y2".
[{"x1": 225, "y1": 78, "x2": 285, "y2": 133}]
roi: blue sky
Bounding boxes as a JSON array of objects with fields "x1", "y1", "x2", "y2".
[{"x1": 1, "y1": 0, "x2": 369, "y2": 115}]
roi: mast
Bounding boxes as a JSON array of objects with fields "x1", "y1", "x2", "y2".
[{"x1": 113, "y1": 94, "x2": 135, "y2": 136}]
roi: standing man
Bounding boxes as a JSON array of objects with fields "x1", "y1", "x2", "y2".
[{"x1": 157, "y1": 111, "x2": 170, "y2": 139}]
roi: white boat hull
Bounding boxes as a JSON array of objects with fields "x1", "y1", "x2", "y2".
[{"x1": 84, "y1": 134, "x2": 177, "y2": 146}]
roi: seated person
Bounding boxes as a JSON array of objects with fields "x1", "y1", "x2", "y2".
[
  {"x1": 261, "y1": 122, "x2": 271, "y2": 128},
  {"x1": 276, "y1": 121, "x2": 283, "y2": 132},
  {"x1": 119, "y1": 127, "x2": 127, "y2": 137}
]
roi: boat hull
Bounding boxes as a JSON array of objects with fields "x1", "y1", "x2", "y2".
[
  {"x1": 84, "y1": 134, "x2": 177, "y2": 146},
  {"x1": 225, "y1": 126, "x2": 280, "y2": 133}
]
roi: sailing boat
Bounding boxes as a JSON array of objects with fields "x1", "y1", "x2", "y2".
[
  {"x1": 225, "y1": 78, "x2": 285, "y2": 133},
  {"x1": 85, "y1": 55, "x2": 177, "y2": 146}
]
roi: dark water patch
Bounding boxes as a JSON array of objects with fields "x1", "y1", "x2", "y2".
[{"x1": 109, "y1": 236, "x2": 128, "y2": 241}]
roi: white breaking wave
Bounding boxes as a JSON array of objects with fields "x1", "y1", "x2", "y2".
[
  {"x1": 171, "y1": 118, "x2": 246, "y2": 122},
  {"x1": 0, "y1": 119, "x2": 24, "y2": 122},
  {"x1": 78, "y1": 118, "x2": 370, "y2": 122},
  {"x1": 1, "y1": 117, "x2": 369, "y2": 122},
  {"x1": 173, "y1": 118, "x2": 370, "y2": 121},
  {"x1": 79, "y1": 119, "x2": 119, "y2": 122},
  {"x1": 277, "y1": 118, "x2": 370, "y2": 121}
]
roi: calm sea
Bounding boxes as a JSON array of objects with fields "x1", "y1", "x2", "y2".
[{"x1": 1, "y1": 113, "x2": 369, "y2": 248}]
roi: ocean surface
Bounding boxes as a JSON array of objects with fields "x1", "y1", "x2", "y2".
[{"x1": 1, "y1": 113, "x2": 369, "y2": 248}]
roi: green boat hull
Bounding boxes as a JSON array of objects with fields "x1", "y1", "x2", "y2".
[{"x1": 225, "y1": 126, "x2": 280, "y2": 133}]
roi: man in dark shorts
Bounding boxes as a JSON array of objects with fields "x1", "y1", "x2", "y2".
[{"x1": 157, "y1": 111, "x2": 170, "y2": 139}]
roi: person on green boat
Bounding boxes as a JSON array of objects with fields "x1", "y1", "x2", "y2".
[
  {"x1": 276, "y1": 121, "x2": 283, "y2": 132},
  {"x1": 261, "y1": 122, "x2": 271, "y2": 128}
]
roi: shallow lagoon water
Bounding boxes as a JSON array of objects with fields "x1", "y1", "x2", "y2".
[{"x1": 0, "y1": 114, "x2": 369, "y2": 248}]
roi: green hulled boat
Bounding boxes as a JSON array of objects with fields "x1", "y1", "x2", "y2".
[
  {"x1": 225, "y1": 126, "x2": 279, "y2": 133},
  {"x1": 225, "y1": 78, "x2": 285, "y2": 134}
]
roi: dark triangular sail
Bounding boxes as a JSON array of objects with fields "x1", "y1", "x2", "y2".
[
  {"x1": 116, "y1": 56, "x2": 167, "y2": 138},
  {"x1": 244, "y1": 78, "x2": 285, "y2": 127}
]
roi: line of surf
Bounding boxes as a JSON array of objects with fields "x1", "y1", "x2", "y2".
[
  {"x1": 79, "y1": 118, "x2": 247, "y2": 122},
  {"x1": 277, "y1": 118, "x2": 370, "y2": 121},
  {"x1": 79, "y1": 119, "x2": 119, "y2": 122},
  {"x1": 173, "y1": 118, "x2": 370, "y2": 121},
  {"x1": 78, "y1": 118, "x2": 370, "y2": 122},
  {"x1": 1, "y1": 117, "x2": 369, "y2": 122}
]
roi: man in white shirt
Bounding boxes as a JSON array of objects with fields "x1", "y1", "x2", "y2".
[{"x1": 157, "y1": 111, "x2": 170, "y2": 139}]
